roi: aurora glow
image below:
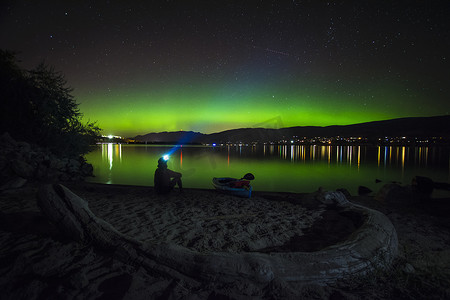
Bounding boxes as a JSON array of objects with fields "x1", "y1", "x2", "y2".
[
  {"x1": 75, "y1": 78, "x2": 414, "y2": 136},
  {"x1": 1, "y1": 1, "x2": 449, "y2": 137}
]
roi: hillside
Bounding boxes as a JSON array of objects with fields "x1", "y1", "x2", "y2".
[{"x1": 134, "y1": 115, "x2": 450, "y2": 144}]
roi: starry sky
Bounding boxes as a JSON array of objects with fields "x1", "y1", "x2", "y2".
[{"x1": 1, "y1": 1, "x2": 449, "y2": 137}]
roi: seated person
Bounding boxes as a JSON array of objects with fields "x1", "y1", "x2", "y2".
[{"x1": 154, "y1": 156, "x2": 183, "y2": 194}]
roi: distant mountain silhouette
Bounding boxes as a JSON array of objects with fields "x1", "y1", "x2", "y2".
[
  {"x1": 135, "y1": 131, "x2": 205, "y2": 144},
  {"x1": 134, "y1": 115, "x2": 450, "y2": 144}
]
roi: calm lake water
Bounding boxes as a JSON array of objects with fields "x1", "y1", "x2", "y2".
[{"x1": 85, "y1": 144, "x2": 450, "y2": 195}]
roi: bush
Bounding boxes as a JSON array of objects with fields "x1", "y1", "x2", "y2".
[{"x1": 0, "y1": 49, "x2": 101, "y2": 157}]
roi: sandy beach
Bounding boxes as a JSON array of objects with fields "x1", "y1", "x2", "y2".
[{"x1": 1, "y1": 181, "x2": 449, "y2": 299}]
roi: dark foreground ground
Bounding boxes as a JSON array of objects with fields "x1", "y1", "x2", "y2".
[
  {"x1": 341, "y1": 193, "x2": 450, "y2": 299},
  {"x1": 0, "y1": 182, "x2": 449, "y2": 299}
]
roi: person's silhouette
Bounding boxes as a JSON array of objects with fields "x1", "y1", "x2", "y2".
[{"x1": 154, "y1": 156, "x2": 183, "y2": 194}]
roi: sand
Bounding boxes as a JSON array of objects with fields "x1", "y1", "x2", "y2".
[
  {"x1": 75, "y1": 184, "x2": 324, "y2": 254},
  {"x1": 1, "y1": 181, "x2": 449, "y2": 299}
]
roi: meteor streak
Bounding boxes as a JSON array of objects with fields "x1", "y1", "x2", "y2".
[
  {"x1": 252, "y1": 45, "x2": 290, "y2": 56},
  {"x1": 264, "y1": 48, "x2": 290, "y2": 56}
]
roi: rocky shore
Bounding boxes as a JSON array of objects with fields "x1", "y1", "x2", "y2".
[{"x1": 0, "y1": 133, "x2": 94, "y2": 190}]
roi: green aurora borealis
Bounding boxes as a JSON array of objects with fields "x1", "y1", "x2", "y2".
[
  {"x1": 76, "y1": 76, "x2": 441, "y2": 136},
  {"x1": 2, "y1": 1, "x2": 449, "y2": 137}
]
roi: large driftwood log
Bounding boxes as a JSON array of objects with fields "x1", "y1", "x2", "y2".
[
  {"x1": 36, "y1": 184, "x2": 200, "y2": 286},
  {"x1": 37, "y1": 184, "x2": 398, "y2": 286},
  {"x1": 147, "y1": 204, "x2": 398, "y2": 285}
]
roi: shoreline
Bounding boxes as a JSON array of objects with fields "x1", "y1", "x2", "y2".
[{"x1": 1, "y1": 180, "x2": 449, "y2": 299}]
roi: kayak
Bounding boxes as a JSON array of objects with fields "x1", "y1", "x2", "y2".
[{"x1": 212, "y1": 177, "x2": 253, "y2": 198}]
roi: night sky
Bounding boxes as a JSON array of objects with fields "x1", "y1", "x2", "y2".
[{"x1": 1, "y1": 1, "x2": 449, "y2": 137}]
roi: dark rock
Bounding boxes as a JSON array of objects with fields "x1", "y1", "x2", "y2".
[
  {"x1": 67, "y1": 159, "x2": 81, "y2": 170},
  {"x1": 0, "y1": 132, "x2": 18, "y2": 148},
  {"x1": 412, "y1": 176, "x2": 434, "y2": 196},
  {"x1": 35, "y1": 162, "x2": 49, "y2": 179},
  {"x1": 80, "y1": 163, "x2": 94, "y2": 176},
  {"x1": 433, "y1": 181, "x2": 450, "y2": 191},
  {"x1": 11, "y1": 159, "x2": 35, "y2": 178},
  {"x1": 17, "y1": 141, "x2": 31, "y2": 154},
  {"x1": 358, "y1": 186, "x2": 372, "y2": 195},
  {"x1": 375, "y1": 183, "x2": 414, "y2": 204},
  {"x1": 0, "y1": 176, "x2": 27, "y2": 191},
  {"x1": 0, "y1": 133, "x2": 94, "y2": 182},
  {"x1": 59, "y1": 173, "x2": 71, "y2": 181},
  {"x1": 50, "y1": 157, "x2": 66, "y2": 170}
]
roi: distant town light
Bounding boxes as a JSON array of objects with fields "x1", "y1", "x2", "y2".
[{"x1": 102, "y1": 135, "x2": 122, "y2": 140}]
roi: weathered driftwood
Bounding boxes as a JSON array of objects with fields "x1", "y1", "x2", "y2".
[
  {"x1": 36, "y1": 184, "x2": 200, "y2": 287},
  {"x1": 37, "y1": 184, "x2": 398, "y2": 286},
  {"x1": 148, "y1": 204, "x2": 398, "y2": 285}
]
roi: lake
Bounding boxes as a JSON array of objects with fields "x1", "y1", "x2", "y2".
[{"x1": 85, "y1": 144, "x2": 450, "y2": 195}]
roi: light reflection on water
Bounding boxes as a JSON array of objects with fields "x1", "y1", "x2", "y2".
[{"x1": 85, "y1": 144, "x2": 450, "y2": 194}]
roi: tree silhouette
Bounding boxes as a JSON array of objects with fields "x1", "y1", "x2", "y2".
[{"x1": 0, "y1": 49, "x2": 101, "y2": 157}]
